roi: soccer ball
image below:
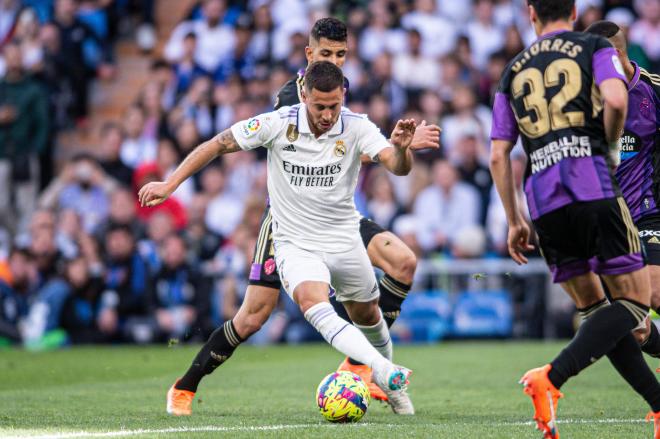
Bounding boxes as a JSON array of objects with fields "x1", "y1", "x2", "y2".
[{"x1": 316, "y1": 371, "x2": 370, "y2": 422}]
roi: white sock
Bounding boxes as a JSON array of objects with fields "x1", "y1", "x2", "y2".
[
  {"x1": 304, "y1": 302, "x2": 389, "y2": 370},
  {"x1": 355, "y1": 313, "x2": 393, "y2": 361}
]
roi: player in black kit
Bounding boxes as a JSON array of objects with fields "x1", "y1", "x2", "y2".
[{"x1": 490, "y1": 1, "x2": 660, "y2": 437}]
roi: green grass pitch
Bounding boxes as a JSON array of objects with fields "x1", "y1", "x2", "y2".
[{"x1": 0, "y1": 342, "x2": 656, "y2": 438}]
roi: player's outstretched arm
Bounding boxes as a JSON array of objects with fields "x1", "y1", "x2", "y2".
[
  {"x1": 408, "y1": 120, "x2": 441, "y2": 151},
  {"x1": 489, "y1": 139, "x2": 534, "y2": 264},
  {"x1": 138, "y1": 129, "x2": 241, "y2": 207},
  {"x1": 378, "y1": 119, "x2": 417, "y2": 176},
  {"x1": 600, "y1": 77, "x2": 628, "y2": 168}
]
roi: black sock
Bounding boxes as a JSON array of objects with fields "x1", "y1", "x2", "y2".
[
  {"x1": 641, "y1": 320, "x2": 660, "y2": 358},
  {"x1": 379, "y1": 274, "x2": 411, "y2": 328},
  {"x1": 607, "y1": 332, "x2": 660, "y2": 412},
  {"x1": 576, "y1": 298, "x2": 609, "y2": 322},
  {"x1": 548, "y1": 299, "x2": 648, "y2": 389},
  {"x1": 176, "y1": 320, "x2": 245, "y2": 392}
]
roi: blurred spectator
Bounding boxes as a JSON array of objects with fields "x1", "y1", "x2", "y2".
[
  {"x1": 214, "y1": 24, "x2": 256, "y2": 83},
  {"x1": 172, "y1": 32, "x2": 209, "y2": 96},
  {"x1": 414, "y1": 160, "x2": 481, "y2": 254},
  {"x1": 467, "y1": 0, "x2": 505, "y2": 70},
  {"x1": 247, "y1": 4, "x2": 274, "y2": 65},
  {"x1": 150, "y1": 234, "x2": 211, "y2": 341},
  {"x1": 358, "y1": 2, "x2": 406, "y2": 63},
  {"x1": 202, "y1": 164, "x2": 244, "y2": 239},
  {"x1": 630, "y1": 0, "x2": 660, "y2": 68},
  {"x1": 99, "y1": 224, "x2": 151, "y2": 343},
  {"x1": 120, "y1": 105, "x2": 158, "y2": 169},
  {"x1": 178, "y1": 76, "x2": 214, "y2": 139},
  {"x1": 138, "y1": 211, "x2": 175, "y2": 274},
  {"x1": 0, "y1": 0, "x2": 19, "y2": 48},
  {"x1": 0, "y1": 247, "x2": 34, "y2": 343},
  {"x1": 98, "y1": 122, "x2": 132, "y2": 185},
  {"x1": 58, "y1": 256, "x2": 107, "y2": 344},
  {"x1": 211, "y1": 223, "x2": 254, "y2": 322},
  {"x1": 392, "y1": 29, "x2": 440, "y2": 93},
  {"x1": 94, "y1": 187, "x2": 145, "y2": 244},
  {"x1": 365, "y1": 167, "x2": 404, "y2": 230},
  {"x1": 441, "y1": 84, "x2": 491, "y2": 155},
  {"x1": 164, "y1": 0, "x2": 236, "y2": 72},
  {"x1": 452, "y1": 134, "x2": 492, "y2": 224},
  {"x1": 478, "y1": 51, "x2": 507, "y2": 105},
  {"x1": 39, "y1": 154, "x2": 116, "y2": 233},
  {"x1": 401, "y1": 0, "x2": 457, "y2": 59},
  {"x1": 12, "y1": 8, "x2": 44, "y2": 74},
  {"x1": 50, "y1": 0, "x2": 113, "y2": 121},
  {"x1": 487, "y1": 154, "x2": 529, "y2": 255},
  {"x1": 182, "y1": 193, "x2": 222, "y2": 265},
  {"x1": 0, "y1": 42, "x2": 49, "y2": 232}
]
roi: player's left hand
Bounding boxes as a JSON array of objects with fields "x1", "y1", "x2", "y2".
[
  {"x1": 390, "y1": 119, "x2": 417, "y2": 150},
  {"x1": 507, "y1": 220, "x2": 535, "y2": 265},
  {"x1": 409, "y1": 120, "x2": 441, "y2": 151}
]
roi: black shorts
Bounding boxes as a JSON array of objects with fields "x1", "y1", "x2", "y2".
[
  {"x1": 248, "y1": 206, "x2": 281, "y2": 289},
  {"x1": 247, "y1": 209, "x2": 388, "y2": 289},
  {"x1": 638, "y1": 214, "x2": 660, "y2": 266},
  {"x1": 359, "y1": 217, "x2": 386, "y2": 249},
  {"x1": 533, "y1": 197, "x2": 644, "y2": 283}
]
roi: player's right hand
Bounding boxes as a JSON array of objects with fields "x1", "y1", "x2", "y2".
[
  {"x1": 138, "y1": 181, "x2": 173, "y2": 207},
  {"x1": 507, "y1": 220, "x2": 534, "y2": 265}
]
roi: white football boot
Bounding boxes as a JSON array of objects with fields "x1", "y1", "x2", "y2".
[{"x1": 371, "y1": 361, "x2": 415, "y2": 415}]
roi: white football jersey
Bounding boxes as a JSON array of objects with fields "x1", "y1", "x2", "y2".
[{"x1": 230, "y1": 103, "x2": 390, "y2": 253}]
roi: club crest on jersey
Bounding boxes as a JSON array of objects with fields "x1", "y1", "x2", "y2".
[
  {"x1": 242, "y1": 118, "x2": 261, "y2": 138},
  {"x1": 286, "y1": 124, "x2": 299, "y2": 142},
  {"x1": 334, "y1": 140, "x2": 346, "y2": 157}
]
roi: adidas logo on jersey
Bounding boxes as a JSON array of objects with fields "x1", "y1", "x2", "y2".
[{"x1": 282, "y1": 144, "x2": 296, "y2": 152}]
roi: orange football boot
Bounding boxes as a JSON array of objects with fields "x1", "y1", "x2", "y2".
[
  {"x1": 646, "y1": 411, "x2": 660, "y2": 439},
  {"x1": 166, "y1": 379, "x2": 195, "y2": 416},
  {"x1": 337, "y1": 357, "x2": 388, "y2": 402},
  {"x1": 519, "y1": 364, "x2": 564, "y2": 439}
]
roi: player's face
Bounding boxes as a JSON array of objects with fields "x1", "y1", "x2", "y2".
[
  {"x1": 302, "y1": 86, "x2": 344, "y2": 136},
  {"x1": 306, "y1": 37, "x2": 348, "y2": 68}
]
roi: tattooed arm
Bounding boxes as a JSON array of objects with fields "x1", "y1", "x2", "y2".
[{"x1": 138, "y1": 129, "x2": 241, "y2": 207}]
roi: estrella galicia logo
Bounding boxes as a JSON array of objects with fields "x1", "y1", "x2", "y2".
[{"x1": 618, "y1": 130, "x2": 641, "y2": 160}]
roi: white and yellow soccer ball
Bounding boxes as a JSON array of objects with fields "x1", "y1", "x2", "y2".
[{"x1": 316, "y1": 371, "x2": 370, "y2": 423}]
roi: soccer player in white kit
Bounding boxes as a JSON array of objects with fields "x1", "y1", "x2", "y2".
[{"x1": 139, "y1": 61, "x2": 416, "y2": 411}]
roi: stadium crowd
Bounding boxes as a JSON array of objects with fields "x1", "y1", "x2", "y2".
[{"x1": 0, "y1": 0, "x2": 658, "y2": 348}]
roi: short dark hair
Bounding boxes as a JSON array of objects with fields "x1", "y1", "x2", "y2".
[
  {"x1": 310, "y1": 17, "x2": 347, "y2": 43},
  {"x1": 304, "y1": 61, "x2": 344, "y2": 93},
  {"x1": 527, "y1": 0, "x2": 575, "y2": 24},
  {"x1": 585, "y1": 20, "x2": 621, "y2": 38}
]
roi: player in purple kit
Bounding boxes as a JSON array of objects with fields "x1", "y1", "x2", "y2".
[
  {"x1": 490, "y1": 1, "x2": 660, "y2": 438},
  {"x1": 585, "y1": 20, "x2": 660, "y2": 360}
]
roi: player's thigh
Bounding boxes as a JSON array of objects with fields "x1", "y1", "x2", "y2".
[
  {"x1": 293, "y1": 281, "x2": 332, "y2": 314},
  {"x1": 327, "y1": 245, "x2": 379, "y2": 304},
  {"x1": 366, "y1": 230, "x2": 417, "y2": 282},
  {"x1": 274, "y1": 241, "x2": 330, "y2": 307},
  {"x1": 233, "y1": 284, "x2": 280, "y2": 337},
  {"x1": 533, "y1": 206, "x2": 592, "y2": 284}
]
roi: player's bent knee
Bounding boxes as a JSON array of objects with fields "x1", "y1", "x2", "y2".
[{"x1": 293, "y1": 281, "x2": 330, "y2": 314}]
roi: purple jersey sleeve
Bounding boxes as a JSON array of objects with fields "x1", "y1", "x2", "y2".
[
  {"x1": 593, "y1": 47, "x2": 627, "y2": 86},
  {"x1": 490, "y1": 92, "x2": 519, "y2": 142}
]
